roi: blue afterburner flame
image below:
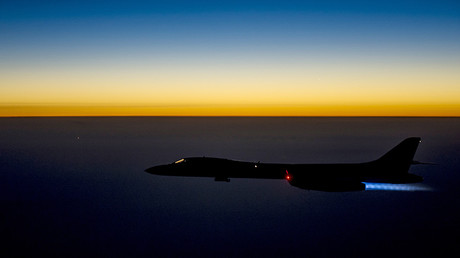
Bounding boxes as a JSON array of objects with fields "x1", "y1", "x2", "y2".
[{"x1": 364, "y1": 183, "x2": 432, "y2": 191}]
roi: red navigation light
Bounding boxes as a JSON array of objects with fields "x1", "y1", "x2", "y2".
[{"x1": 285, "y1": 170, "x2": 291, "y2": 181}]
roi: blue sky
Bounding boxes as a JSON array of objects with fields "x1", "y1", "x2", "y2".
[
  {"x1": 1, "y1": 1, "x2": 459, "y2": 17},
  {"x1": 3, "y1": 1, "x2": 458, "y2": 64}
]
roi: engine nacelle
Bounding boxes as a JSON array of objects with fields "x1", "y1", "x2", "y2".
[{"x1": 288, "y1": 179, "x2": 365, "y2": 192}]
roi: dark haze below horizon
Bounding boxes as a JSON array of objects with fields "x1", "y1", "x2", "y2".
[{"x1": 1, "y1": 117, "x2": 459, "y2": 257}]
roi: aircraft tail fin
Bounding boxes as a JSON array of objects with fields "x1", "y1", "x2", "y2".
[{"x1": 374, "y1": 137, "x2": 421, "y2": 173}]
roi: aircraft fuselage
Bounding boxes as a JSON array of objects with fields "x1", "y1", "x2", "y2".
[{"x1": 145, "y1": 137, "x2": 425, "y2": 192}]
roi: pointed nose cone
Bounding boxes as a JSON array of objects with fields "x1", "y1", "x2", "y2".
[
  {"x1": 145, "y1": 166, "x2": 155, "y2": 174},
  {"x1": 145, "y1": 164, "x2": 170, "y2": 175}
]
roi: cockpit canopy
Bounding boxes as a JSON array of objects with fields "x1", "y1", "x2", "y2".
[
  {"x1": 174, "y1": 158, "x2": 185, "y2": 164},
  {"x1": 172, "y1": 157, "x2": 232, "y2": 166}
]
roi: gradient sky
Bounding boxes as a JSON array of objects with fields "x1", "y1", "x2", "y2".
[{"x1": 1, "y1": 0, "x2": 459, "y2": 116}]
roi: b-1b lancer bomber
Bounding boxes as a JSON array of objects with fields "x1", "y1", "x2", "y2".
[{"x1": 146, "y1": 137, "x2": 428, "y2": 192}]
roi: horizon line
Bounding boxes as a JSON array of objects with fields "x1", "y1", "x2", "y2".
[
  {"x1": 2, "y1": 104, "x2": 459, "y2": 117},
  {"x1": 1, "y1": 115, "x2": 459, "y2": 118}
]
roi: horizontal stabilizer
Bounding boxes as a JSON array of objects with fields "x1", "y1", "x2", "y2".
[{"x1": 412, "y1": 161, "x2": 437, "y2": 165}]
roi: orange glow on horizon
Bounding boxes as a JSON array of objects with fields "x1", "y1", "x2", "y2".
[{"x1": 2, "y1": 55, "x2": 459, "y2": 117}]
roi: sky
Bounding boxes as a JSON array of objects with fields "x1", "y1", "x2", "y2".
[{"x1": 1, "y1": 0, "x2": 459, "y2": 116}]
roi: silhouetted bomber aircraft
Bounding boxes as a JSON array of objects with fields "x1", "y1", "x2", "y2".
[{"x1": 145, "y1": 137, "x2": 425, "y2": 192}]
